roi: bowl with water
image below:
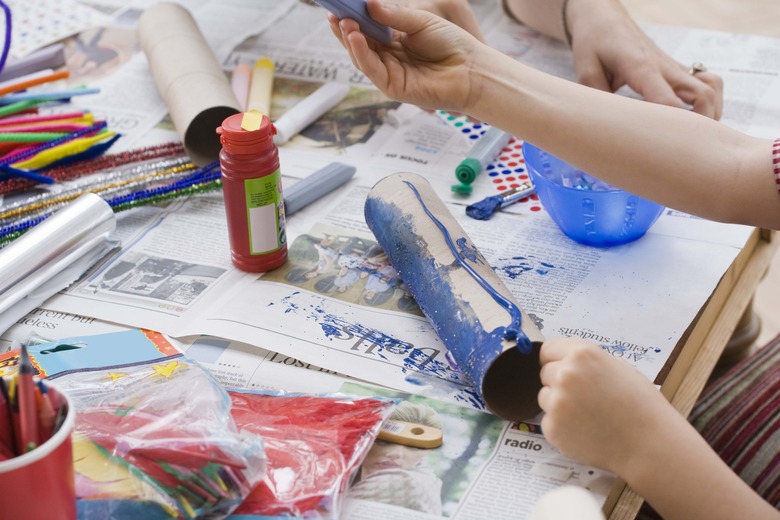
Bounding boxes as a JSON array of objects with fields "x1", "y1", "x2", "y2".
[{"x1": 522, "y1": 142, "x2": 664, "y2": 247}]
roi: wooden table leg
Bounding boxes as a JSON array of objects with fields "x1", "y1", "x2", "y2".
[{"x1": 717, "y1": 298, "x2": 762, "y2": 370}]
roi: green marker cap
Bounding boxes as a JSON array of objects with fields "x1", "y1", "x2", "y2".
[
  {"x1": 450, "y1": 183, "x2": 473, "y2": 195},
  {"x1": 455, "y1": 158, "x2": 481, "y2": 184}
]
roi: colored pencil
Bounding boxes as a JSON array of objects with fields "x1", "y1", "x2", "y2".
[
  {"x1": 0, "y1": 378, "x2": 15, "y2": 458},
  {"x1": 16, "y1": 345, "x2": 40, "y2": 453}
]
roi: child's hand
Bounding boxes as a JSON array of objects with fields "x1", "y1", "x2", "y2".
[{"x1": 538, "y1": 337, "x2": 674, "y2": 474}]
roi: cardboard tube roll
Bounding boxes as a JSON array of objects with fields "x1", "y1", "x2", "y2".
[
  {"x1": 138, "y1": 2, "x2": 240, "y2": 166},
  {"x1": 365, "y1": 173, "x2": 544, "y2": 421}
]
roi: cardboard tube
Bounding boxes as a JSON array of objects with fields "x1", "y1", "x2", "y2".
[
  {"x1": 138, "y1": 2, "x2": 240, "y2": 165},
  {"x1": 365, "y1": 173, "x2": 545, "y2": 421}
]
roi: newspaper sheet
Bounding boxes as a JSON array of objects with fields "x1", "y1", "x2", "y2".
[{"x1": 44, "y1": 168, "x2": 752, "y2": 411}]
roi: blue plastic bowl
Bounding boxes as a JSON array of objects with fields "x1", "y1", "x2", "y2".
[{"x1": 522, "y1": 142, "x2": 664, "y2": 247}]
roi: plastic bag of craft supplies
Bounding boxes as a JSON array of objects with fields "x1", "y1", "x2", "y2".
[
  {"x1": 2, "y1": 329, "x2": 267, "y2": 519},
  {"x1": 227, "y1": 389, "x2": 396, "y2": 519}
]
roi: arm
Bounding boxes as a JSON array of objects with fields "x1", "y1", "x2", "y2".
[
  {"x1": 329, "y1": 2, "x2": 780, "y2": 229},
  {"x1": 503, "y1": 0, "x2": 724, "y2": 119},
  {"x1": 538, "y1": 338, "x2": 780, "y2": 520}
]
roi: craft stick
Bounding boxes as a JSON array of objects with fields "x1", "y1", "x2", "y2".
[{"x1": 0, "y1": 70, "x2": 70, "y2": 97}]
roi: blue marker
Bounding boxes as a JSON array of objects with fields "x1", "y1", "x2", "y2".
[
  {"x1": 284, "y1": 161, "x2": 356, "y2": 215},
  {"x1": 310, "y1": 0, "x2": 393, "y2": 45},
  {"x1": 454, "y1": 126, "x2": 512, "y2": 188}
]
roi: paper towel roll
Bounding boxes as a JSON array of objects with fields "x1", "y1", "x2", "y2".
[
  {"x1": 138, "y1": 2, "x2": 240, "y2": 165},
  {"x1": 365, "y1": 172, "x2": 544, "y2": 421}
]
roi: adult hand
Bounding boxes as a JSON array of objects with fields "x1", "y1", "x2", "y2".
[
  {"x1": 328, "y1": 0, "x2": 484, "y2": 113},
  {"x1": 397, "y1": 0, "x2": 485, "y2": 41},
  {"x1": 565, "y1": 0, "x2": 723, "y2": 119},
  {"x1": 537, "y1": 338, "x2": 677, "y2": 473}
]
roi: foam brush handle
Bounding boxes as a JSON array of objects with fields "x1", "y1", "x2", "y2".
[{"x1": 378, "y1": 420, "x2": 443, "y2": 449}]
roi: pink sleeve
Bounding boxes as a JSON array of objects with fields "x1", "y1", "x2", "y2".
[{"x1": 773, "y1": 138, "x2": 780, "y2": 192}]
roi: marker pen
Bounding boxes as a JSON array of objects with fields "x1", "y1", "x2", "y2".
[
  {"x1": 272, "y1": 82, "x2": 350, "y2": 145},
  {"x1": 230, "y1": 63, "x2": 252, "y2": 112},
  {"x1": 0, "y1": 87, "x2": 101, "y2": 105},
  {"x1": 247, "y1": 57, "x2": 274, "y2": 116},
  {"x1": 454, "y1": 126, "x2": 512, "y2": 185},
  {"x1": 284, "y1": 161, "x2": 356, "y2": 215},
  {"x1": 385, "y1": 103, "x2": 423, "y2": 127}
]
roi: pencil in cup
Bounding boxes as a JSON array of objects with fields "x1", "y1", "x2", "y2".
[{"x1": 0, "y1": 376, "x2": 77, "y2": 520}]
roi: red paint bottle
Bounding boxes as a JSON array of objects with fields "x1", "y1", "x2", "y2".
[{"x1": 217, "y1": 111, "x2": 287, "y2": 272}]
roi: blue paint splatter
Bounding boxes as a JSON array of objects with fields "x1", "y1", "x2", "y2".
[
  {"x1": 496, "y1": 256, "x2": 559, "y2": 279},
  {"x1": 456, "y1": 237, "x2": 483, "y2": 264},
  {"x1": 277, "y1": 293, "x2": 468, "y2": 385}
]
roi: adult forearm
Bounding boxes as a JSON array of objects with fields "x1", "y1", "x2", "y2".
[
  {"x1": 467, "y1": 46, "x2": 778, "y2": 229},
  {"x1": 502, "y1": 0, "x2": 566, "y2": 41}
]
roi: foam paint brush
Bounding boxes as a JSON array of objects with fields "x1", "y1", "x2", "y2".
[{"x1": 465, "y1": 181, "x2": 535, "y2": 220}]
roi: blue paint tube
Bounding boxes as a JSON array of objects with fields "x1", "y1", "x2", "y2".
[{"x1": 365, "y1": 172, "x2": 545, "y2": 421}]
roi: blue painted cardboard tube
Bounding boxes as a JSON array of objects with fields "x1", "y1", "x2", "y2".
[{"x1": 365, "y1": 172, "x2": 544, "y2": 421}]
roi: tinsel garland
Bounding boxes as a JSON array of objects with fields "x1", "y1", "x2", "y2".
[
  {"x1": 0, "y1": 158, "x2": 195, "y2": 223},
  {"x1": 0, "y1": 142, "x2": 186, "y2": 195},
  {"x1": 0, "y1": 162, "x2": 222, "y2": 246}
]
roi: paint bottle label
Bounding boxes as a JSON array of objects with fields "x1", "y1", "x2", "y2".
[{"x1": 245, "y1": 170, "x2": 285, "y2": 254}]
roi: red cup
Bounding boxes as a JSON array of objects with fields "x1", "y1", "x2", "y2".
[{"x1": 0, "y1": 381, "x2": 76, "y2": 520}]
